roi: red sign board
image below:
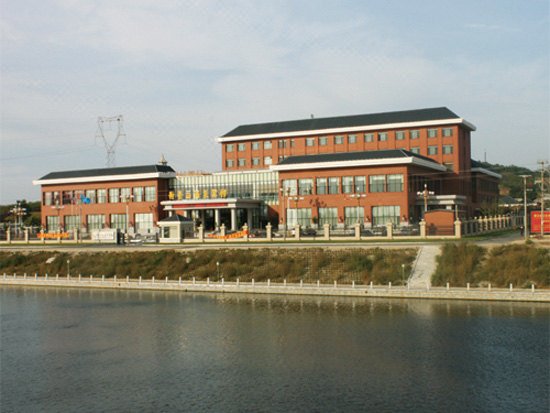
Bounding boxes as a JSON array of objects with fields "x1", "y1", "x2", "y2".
[{"x1": 530, "y1": 211, "x2": 550, "y2": 233}]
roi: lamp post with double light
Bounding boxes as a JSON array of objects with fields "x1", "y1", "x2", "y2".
[
  {"x1": 349, "y1": 193, "x2": 367, "y2": 225},
  {"x1": 417, "y1": 184, "x2": 434, "y2": 219}
]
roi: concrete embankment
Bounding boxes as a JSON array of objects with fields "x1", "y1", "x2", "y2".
[{"x1": 2, "y1": 276, "x2": 549, "y2": 303}]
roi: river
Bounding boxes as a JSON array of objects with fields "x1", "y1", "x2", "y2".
[{"x1": 1, "y1": 286, "x2": 548, "y2": 412}]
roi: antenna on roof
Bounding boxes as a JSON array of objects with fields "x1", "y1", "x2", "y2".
[
  {"x1": 310, "y1": 114, "x2": 314, "y2": 119},
  {"x1": 158, "y1": 154, "x2": 168, "y2": 166},
  {"x1": 95, "y1": 115, "x2": 125, "y2": 167}
]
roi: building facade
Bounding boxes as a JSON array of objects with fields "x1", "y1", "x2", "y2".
[
  {"x1": 34, "y1": 107, "x2": 500, "y2": 234},
  {"x1": 33, "y1": 164, "x2": 175, "y2": 234}
]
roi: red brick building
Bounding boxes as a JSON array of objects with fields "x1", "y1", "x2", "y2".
[{"x1": 33, "y1": 164, "x2": 175, "y2": 234}]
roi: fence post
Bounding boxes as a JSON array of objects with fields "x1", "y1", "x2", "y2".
[
  {"x1": 102, "y1": 275, "x2": 105, "y2": 282},
  {"x1": 284, "y1": 279, "x2": 287, "y2": 287},
  {"x1": 454, "y1": 220, "x2": 462, "y2": 239},
  {"x1": 207, "y1": 277, "x2": 210, "y2": 285},
  {"x1": 25, "y1": 229, "x2": 29, "y2": 244},
  {"x1": 56, "y1": 273, "x2": 59, "y2": 280},
  {"x1": 354, "y1": 223, "x2": 361, "y2": 240},
  {"x1": 192, "y1": 277, "x2": 196, "y2": 285},
  {"x1": 323, "y1": 223, "x2": 330, "y2": 241},
  {"x1": 35, "y1": 273, "x2": 37, "y2": 280},
  {"x1": 198, "y1": 225, "x2": 204, "y2": 243},
  {"x1": 420, "y1": 220, "x2": 426, "y2": 238},
  {"x1": 45, "y1": 273, "x2": 48, "y2": 280},
  {"x1": 237, "y1": 277, "x2": 240, "y2": 286},
  {"x1": 114, "y1": 275, "x2": 117, "y2": 283},
  {"x1": 139, "y1": 276, "x2": 142, "y2": 285},
  {"x1": 222, "y1": 278, "x2": 225, "y2": 286},
  {"x1": 126, "y1": 276, "x2": 129, "y2": 283},
  {"x1": 388, "y1": 281, "x2": 392, "y2": 289},
  {"x1": 467, "y1": 282, "x2": 470, "y2": 291},
  {"x1": 532, "y1": 284, "x2": 535, "y2": 293},
  {"x1": 386, "y1": 223, "x2": 393, "y2": 240},
  {"x1": 165, "y1": 276, "x2": 168, "y2": 284},
  {"x1": 24, "y1": 272, "x2": 27, "y2": 279},
  {"x1": 178, "y1": 277, "x2": 181, "y2": 286},
  {"x1": 446, "y1": 282, "x2": 450, "y2": 291},
  {"x1": 488, "y1": 283, "x2": 491, "y2": 291},
  {"x1": 370, "y1": 281, "x2": 373, "y2": 290},
  {"x1": 509, "y1": 283, "x2": 513, "y2": 292},
  {"x1": 267, "y1": 279, "x2": 270, "y2": 287},
  {"x1": 352, "y1": 280, "x2": 355, "y2": 288},
  {"x1": 252, "y1": 278, "x2": 255, "y2": 286},
  {"x1": 78, "y1": 274, "x2": 81, "y2": 282},
  {"x1": 266, "y1": 223, "x2": 272, "y2": 241},
  {"x1": 295, "y1": 224, "x2": 301, "y2": 240},
  {"x1": 300, "y1": 279, "x2": 303, "y2": 288}
]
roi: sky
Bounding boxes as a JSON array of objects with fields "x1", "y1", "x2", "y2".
[{"x1": 1, "y1": 0, "x2": 548, "y2": 204}]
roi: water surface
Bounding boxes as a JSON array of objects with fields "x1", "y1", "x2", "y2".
[{"x1": 1, "y1": 287, "x2": 548, "y2": 412}]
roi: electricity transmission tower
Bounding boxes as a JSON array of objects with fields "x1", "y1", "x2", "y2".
[{"x1": 95, "y1": 115, "x2": 126, "y2": 167}]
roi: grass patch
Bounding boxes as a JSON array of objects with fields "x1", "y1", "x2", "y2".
[
  {"x1": 0, "y1": 248, "x2": 416, "y2": 285},
  {"x1": 432, "y1": 242, "x2": 549, "y2": 288}
]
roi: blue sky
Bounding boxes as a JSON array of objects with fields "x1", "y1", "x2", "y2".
[{"x1": 1, "y1": 0, "x2": 548, "y2": 203}]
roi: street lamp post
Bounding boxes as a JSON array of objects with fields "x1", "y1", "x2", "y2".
[
  {"x1": 121, "y1": 194, "x2": 134, "y2": 243},
  {"x1": 10, "y1": 202, "x2": 27, "y2": 237},
  {"x1": 289, "y1": 195, "x2": 304, "y2": 231},
  {"x1": 417, "y1": 184, "x2": 435, "y2": 219},
  {"x1": 279, "y1": 186, "x2": 291, "y2": 240},
  {"x1": 520, "y1": 175, "x2": 530, "y2": 241},
  {"x1": 51, "y1": 201, "x2": 65, "y2": 233},
  {"x1": 349, "y1": 194, "x2": 367, "y2": 224}
]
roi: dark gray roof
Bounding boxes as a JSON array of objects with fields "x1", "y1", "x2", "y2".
[
  {"x1": 38, "y1": 164, "x2": 175, "y2": 180},
  {"x1": 278, "y1": 149, "x2": 440, "y2": 166},
  {"x1": 159, "y1": 214, "x2": 194, "y2": 223},
  {"x1": 223, "y1": 107, "x2": 464, "y2": 137}
]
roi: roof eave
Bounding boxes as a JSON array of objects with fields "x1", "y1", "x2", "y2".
[
  {"x1": 33, "y1": 172, "x2": 176, "y2": 186},
  {"x1": 218, "y1": 118, "x2": 476, "y2": 142},
  {"x1": 270, "y1": 157, "x2": 446, "y2": 172}
]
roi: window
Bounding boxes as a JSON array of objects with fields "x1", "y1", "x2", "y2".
[
  {"x1": 44, "y1": 192, "x2": 52, "y2": 206},
  {"x1": 428, "y1": 128, "x2": 438, "y2": 138},
  {"x1": 316, "y1": 178, "x2": 328, "y2": 195},
  {"x1": 410, "y1": 130, "x2": 420, "y2": 139},
  {"x1": 369, "y1": 175, "x2": 385, "y2": 192},
  {"x1": 252, "y1": 157, "x2": 260, "y2": 166},
  {"x1": 96, "y1": 189, "x2": 106, "y2": 204},
  {"x1": 290, "y1": 139, "x2": 295, "y2": 147},
  {"x1": 46, "y1": 216, "x2": 60, "y2": 232},
  {"x1": 87, "y1": 214, "x2": 105, "y2": 230},
  {"x1": 133, "y1": 187, "x2": 143, "y2": 202},
  {"x1": 318, "y1": 207, "x2": 338, "y2": 228},
  {"x1": 364, "y1": 133, "x2": 374, "y2": 143},
  {"x1": 64, "y1": 215, "x2": 79, "y2": 231},
  {"x1": 344, "y1": 207, "x2": 364, "y2": 227},
  {"x1": 226, "y1": 144, "x2": 234, "y2": 152},
  {"x1": 444, "y1": 163, "x2": 454, "y2": 171},
  {"x1": 286, "y1": 208, "x2": 312, "y2": 228},
  {"x1": 306, "y1": 137, "x2": 315, "y2": 147},
  {"x1": 109, "y1": 188, "x2": 120, "y2": 203},
  {"x1": 278, "y1": 140, "x2": 286, "y2": 148},
  {"x1": 84, "y1": 190, "x2": 96, "y2": 204},
  {"x1": 395, "y1": 131, "x2": 405, "y2": 140},
  {"x1": 387, "y1": 174, "x2": 404, "y2": 192},
  {"x1": 135, "y1": 213, "x2": 154, "y2": 234},
  {"x1": 348, "y1": 134, "x2": 357, "y2": 144},
  {"x1": 264, "y1": 156, "x2": 272, "y2": 165},
  {"x1": 145, "y1": 186, "x2": 156, "y2": 202},
  {"x1": 298, "y1": 179, "x2": 313, "y2": 195},
  {"x1": 410, "y1": 147, "x2": 420, "y2": 154},
  {"x1": 372, "y1": 206, "x2": 400, "y2": 226},
  {"x1": 238, "y1": 143, "x2": 246, "y2": 151},
  {"x1": 328, "y1": 177, "x2": 339, "y2": 194},
  {"x1": 226, "y1": 159, "x2": 234, "y2": 168},
  {"x1": 264, "y1": 141, "x2": 272, "y2": 150},
  {"x1": 110, "y1": 214, "x2": 127, "y2": 230},
  {"x1": 442, "y1": 128, "x2": 453, "y2": 137},
  {"x1": 252, "y1": 142, "x2": 260, "y2": 150},
  {"x1": 120, "y1": 187, "x2": 131, "y2": 202},
  {"x1": 342, "y1": 176, "x2": 354, "y2": 194},
  {"x1": 282, "y1": 179, "x2": 297, "y2": 196},
  {"x1": 378, "y1": 132, "x2": 388, "y2": 141},
  {"x1": 428, "y1": 146, "x2": 438, "y2": 155},
  {"x1": 443, "y1": 145, "x2": 453, "y2": 154},
  {"x1": 319, "y1": 136, "x2": 328, "y2": 146},
  {"x1": 355, "y1": 176, "x2": 366, "y2": 193},
  {"x1": 334, "y1": 135, "x2": 344, "y2": 144},
  {"x1": 238, "y1": 158, "x2": 246, "y2": 167}
]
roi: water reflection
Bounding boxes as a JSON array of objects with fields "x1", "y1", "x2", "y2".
[{"x1": 1, "y1": 286, "x2": 548, "y2": 413}]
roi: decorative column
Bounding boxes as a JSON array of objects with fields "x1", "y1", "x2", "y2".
[
  {"x1": 220, "y1": 223, "x2": 226, "y2": 237},
  {"x1": 294, "y1": 224, "x2": 301, "y2": 240},
  {"x1": 24, "y1": 229, "x2": 29, "y2": 244},
  {"x1": 354, "y1": 223, "x2": 361, "y2": 240},
  {"x1": 230, "y1": 209, "x2": 237, "y2": 231},
  {"x1": 420, "y1": 220, "x2": 426, "y2": 238},
  {"x1": 214, "y1": 209, "x2": 220, "y2": 229},
  {"x1": 246, "y1": 209, "x2": 253, "y2": 229},
  {"x1": 7, "y1": 230, "x2": 11, "y2": 244},
  {"x1": 243, "y1": 224, "x2": 249, "y2": 241},
  {"x1": 198, "y1": 225, "x2": 204, "y2": 242}
]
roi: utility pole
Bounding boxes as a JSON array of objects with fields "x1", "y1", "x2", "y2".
[
  {"x1": 520, "y1": 175, "x2": 530, "y2": 241},
  {"x1": 537, "y1": 160, "x2": 547, "y2": 237},
  {"x1": 95, "y1": 115, "x2": 125, "y2": 167}
]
